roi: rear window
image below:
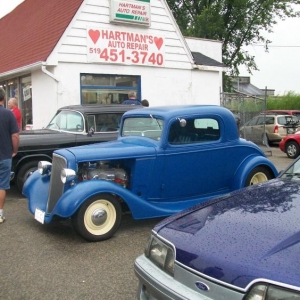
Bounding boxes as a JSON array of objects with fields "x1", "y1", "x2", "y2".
[{"x1": 277, "y1": 116, "x2": 299, "y2": 125}]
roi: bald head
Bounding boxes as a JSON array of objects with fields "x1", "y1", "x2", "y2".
[{"x1": 8, "y1": 98, "x2": 18, "y2": 109}]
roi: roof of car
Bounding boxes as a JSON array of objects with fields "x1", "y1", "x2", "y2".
[
  {"x1": 265, "y1": 110, "x2": 300, "y2": 115},
  {"x1": 124, "y1": 105, "x2": 230, "y2": 118},
  {"x1": 58, "y1": 104, "x2": 142, "y2": 114}
]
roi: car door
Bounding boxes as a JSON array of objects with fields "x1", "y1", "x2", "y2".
[{"x1": 160, "y1": 117, "x2": 235, "y2": 200}]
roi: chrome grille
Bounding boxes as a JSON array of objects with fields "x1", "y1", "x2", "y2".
[{"x1": 47, "y1": 153, "x2": 67, "y2": 213}]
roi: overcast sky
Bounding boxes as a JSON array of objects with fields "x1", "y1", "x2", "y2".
[{"x1": 1, "y1": 0, "x2": 299, "y2": 95}]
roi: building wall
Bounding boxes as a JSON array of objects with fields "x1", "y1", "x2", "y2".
[
  {"x1": 47, "y1": 0, "x2": 194, "y2": 69},
  {"x1": 185, "y1": 37, "x2": 223, "y2": 62},
  {"x1": 3, "y1": 0, "x2": 221, "y2": 128},
  {"x1": 30, "y1": 61, "x2": 220, "y2": 128}
]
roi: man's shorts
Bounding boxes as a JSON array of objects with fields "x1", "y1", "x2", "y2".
[{"x1": 0, "y1": 159, "x2": 12, "y2": 190}]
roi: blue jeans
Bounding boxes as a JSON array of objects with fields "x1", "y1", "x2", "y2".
[{"x1": 0, "y1": 159, "x2": 12, "y2": 190}]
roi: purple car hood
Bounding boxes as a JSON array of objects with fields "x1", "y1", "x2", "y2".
[{"x1": 155, "y1": 178, "x2": 300, "y2": 289}]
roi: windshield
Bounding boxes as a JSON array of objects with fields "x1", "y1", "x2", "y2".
[
  {"x1": 47, "y1": 110, "x2": 84, "y2": 132},
  {"x1": 280, "y1": 158, "x2": 300, "y2": 181},
  {"x1": 121, "y1": 117, "x2": 164, "y2": 141}
]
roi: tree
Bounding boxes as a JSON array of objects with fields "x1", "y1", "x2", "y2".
[{"x1": 166, "y1": 0, "x2": 300, "y2": 90}]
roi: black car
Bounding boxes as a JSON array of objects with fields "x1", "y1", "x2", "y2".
[{"x1": 12, "y1": 104, "x2": 140, "y2": 191}]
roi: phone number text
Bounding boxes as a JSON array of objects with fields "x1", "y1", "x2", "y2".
[{"x1": 89, "y1": 48, "x2": 164, "y2": 66}]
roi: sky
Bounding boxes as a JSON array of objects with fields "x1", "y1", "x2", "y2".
[{"x1": 1, "y1": 0, "x2": 299, "y2": 95}]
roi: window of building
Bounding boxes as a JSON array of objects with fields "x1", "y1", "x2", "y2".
[{"x1": 80, "y1": 74, "x2": 141, "y2": 105}]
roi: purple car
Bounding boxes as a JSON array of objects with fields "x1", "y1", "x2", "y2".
[{"x1": 135, "y1": 156, "x2": 300, "y2": 299}]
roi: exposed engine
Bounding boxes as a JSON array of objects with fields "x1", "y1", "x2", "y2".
[{"x1": 78, "y1": 161, "x2": 128, "y2": 188}]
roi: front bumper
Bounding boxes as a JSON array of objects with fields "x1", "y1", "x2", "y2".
[{"x1": 134, "y1": 255, "x2": 243, "y2": 300}]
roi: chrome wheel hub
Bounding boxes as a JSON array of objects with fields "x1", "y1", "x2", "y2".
[{"x1": 91, "y1": 209, "x2": 107, "y2": 226}]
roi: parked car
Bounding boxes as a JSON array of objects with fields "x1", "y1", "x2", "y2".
[
  {"x1": 279, "y1": 131, "x2": 300, "y2": 158},
  {"x1": 134, "y1": 157, "x2": 300, "y2": 300},
  {"x1": 12, "y1": 104, "x2": 139, "y2": 191},
  {"x1": 265, "y1": 109, "x2": 300, "y2": 120},
  {"x1": 239, "y1": 113, "x2": 299, "y2": 144},
  {"x1": 23, "y1": 105, "x2": 278, "y2": 242}
]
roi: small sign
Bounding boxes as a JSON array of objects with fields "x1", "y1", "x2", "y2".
[
  {"x1": 23, "y1": 85, "x2": 31, "y2": 101},
  {"x1": 110, "y1": 0, "x2": 151, "y2": 26},
  {"x1": 87, "y1": 27, "x2": 165, "y2": 67}
]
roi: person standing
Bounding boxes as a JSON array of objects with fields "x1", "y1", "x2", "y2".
[
  {"x1": 122, "y1": 91, "x2": 141, "y2": 105},
  {"x1": 141, "y1": 99, "x2": 149, "y2": 107},
  {"x1": 8, "y1": 97, "x2": 22, "y2": 130},
  {"x1": 0, "y1": 88, "x2": 19, "y2": 223}
]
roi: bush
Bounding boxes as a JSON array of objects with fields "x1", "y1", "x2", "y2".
[{"x1": 267, "y1": 91, "x2": 300, "y2": 109}]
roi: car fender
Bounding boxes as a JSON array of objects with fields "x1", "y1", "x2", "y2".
[
  {"x1": 23, "y1": 170, "x2": 51, "y2": 214},
  {"x1": 14, "y1": 154, "x2": 52, "y2": 171},
  {"x1": 231, "y1": 155, "x2": 278, "y2": 190},
  {"x1": 50, "y1": 180, "x2": 176, "y2": 220}
]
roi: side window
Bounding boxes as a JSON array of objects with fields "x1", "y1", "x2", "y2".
[
  {"x1": 95, "y1": 113, "x2": 121, "y2": 132},
  {"x1": 168, "y1": 118, "x2": 220, "y2": 145},
  {"x1": 256, "y1": 117, "x2": 265, "y2": 125},
  {"x1": 87, "y1": 115, "x2": 96, "y2": 132},
  {"x1": 248, "y1": 117, "x2": 258, "y2": 126},
  {"x1": 265, "y1": 117, "x2": 274, "y2": 125}
]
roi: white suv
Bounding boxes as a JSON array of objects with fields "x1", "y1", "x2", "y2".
[{"x1": 240, "y1": 114, "x2": 299, "y2": 144}]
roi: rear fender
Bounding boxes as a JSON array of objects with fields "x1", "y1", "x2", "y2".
[{"x1": 231, "y1": 156, "x2": 278, "y2": 190}]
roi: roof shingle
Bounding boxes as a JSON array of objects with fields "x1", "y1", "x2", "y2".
[{"x1": 0, "y1": 0, "x2": 83, "y2": 74}]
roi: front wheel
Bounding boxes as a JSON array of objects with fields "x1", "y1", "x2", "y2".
[
  {"x1": 286, "y1": 141, "x2": 300, "y2": 159},
  {"x1": 16, "y1": 160, "x2": 40, "y2": 192},
  {"x1": 71, "y1": 194, "x2": 122, "y2": 242},
  {"x1": 244, "y1": 166, "x2": 273, "y2": 186}
]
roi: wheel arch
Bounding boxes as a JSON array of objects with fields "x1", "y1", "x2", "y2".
[
  {"x1": 14, "y1": 154, "x2": 52, "y2": 174},
  {"x1": 49, "y1": 180, "x2": 175, "y2": 221},
  {"x1": 231, "y1": 156, "x2": 278, "y2": 190}
]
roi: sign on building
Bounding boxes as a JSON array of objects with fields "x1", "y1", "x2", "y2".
[
  {"x1": 110, "y1": 0, "x2": 151, "y2": 26},
  {"x1": 87, "y1": 27, "x2": 165, "y2": 67}
]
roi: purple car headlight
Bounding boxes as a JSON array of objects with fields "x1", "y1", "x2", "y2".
[{"x1": 144, "y1": 234, "x2": 175, "y2": 276}]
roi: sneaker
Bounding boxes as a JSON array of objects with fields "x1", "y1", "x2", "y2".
[{"x1": 0, "y1": 215, "x2": 5, "y2": 223}]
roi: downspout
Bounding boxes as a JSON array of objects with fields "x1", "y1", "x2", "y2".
[
  {"x1": 41, "y1": 63, "x2": 59, "y2": 82},
  {"x1": 41, "y1": 64, "x2": 62, "y2": 118}
]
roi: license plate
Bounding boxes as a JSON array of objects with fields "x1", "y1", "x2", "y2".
[
  {"x1": 34, "y1": 208, "x2": 45, "y2": 224},
  {"x1": 288, "y1": 128, "x2": 295, "y2": 134}
]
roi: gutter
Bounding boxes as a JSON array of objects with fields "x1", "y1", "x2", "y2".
[
  {"x1": 0, "y1": 61, "x2": 44, "y2": 79},
  {"x1": 192, "y1": 64, "x2": 229, "y2": 72}
]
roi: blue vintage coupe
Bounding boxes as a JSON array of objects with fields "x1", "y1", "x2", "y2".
[
  {"x1": 23, "y1": 105, "x2": 278, "y2": 241},
  {"x1": 134, "y1": 157, "x2": 300, "y2": 299}
]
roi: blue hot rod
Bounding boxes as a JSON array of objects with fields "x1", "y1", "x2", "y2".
[{"x1": 23, "y1": 105, "x2": 278, "y2": 241}]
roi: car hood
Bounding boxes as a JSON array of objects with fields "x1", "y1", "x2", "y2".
[
  {"x1": 155, "y1": 178, "x2": 300, "y2": 289},
  {"x1": 19, "y1": 129, "x2": 76, "y2": 147},
  {"x1": 56, "y1": 136, "x2": 158, "y2": 161}
]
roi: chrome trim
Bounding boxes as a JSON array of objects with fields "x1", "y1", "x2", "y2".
[
  {"x1": 175, "y1": 259, "x2": 300, "y2": 293},
  {"x1": 46, "y1": 154, "x2": 67, "y2": 213}
]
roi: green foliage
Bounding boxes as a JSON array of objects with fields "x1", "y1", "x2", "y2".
[
  {"x1": 224, "y1": 98, "x2": 265, "y2": 112},
  {"x1": 166, "y1": 0, "x2": 300, "y2": 90},
  {"x1": 267, "y1": 92, "x2": 300, "y2": 109}
]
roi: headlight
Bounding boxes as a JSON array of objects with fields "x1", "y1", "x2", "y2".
[
  {"x1": 38, "y1": 161, "x2": 52, "y2": 175},
  {"x1": 244, "y1": 283, "x2": 300, "y2": 299},
  {"x1": 61, "y1": 168, "x2": 76, "y2": 183},
  {"x1": 145, "y1": 234, "x2": 175, "y2": 275}
]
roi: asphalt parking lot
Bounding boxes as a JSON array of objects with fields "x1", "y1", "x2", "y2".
[{"x1": 0, "y1": 146, "x2": 292, "y2": 300}]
